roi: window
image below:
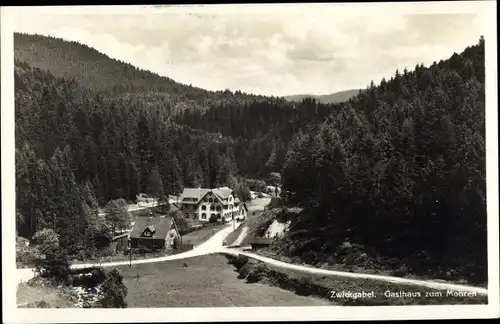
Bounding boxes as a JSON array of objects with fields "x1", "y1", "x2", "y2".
[
  {"x1": 201, "y1": 205, "x2": 206, "y2": 210},
  {"x1": 210, "y1": 205, "x2": 215, "y2": 211},
  {"x1": 216, "y1": 205, "x2": 221, "y2": 211},
  {"x1": 204, "y1": 198, "x2": 208, "y2": 202},
  {"x1": 223, "y1": 205, "x2": 228, "y2": 210},
  {"x1": 209, "y1": 198, "x2": 213, "y2": 203},
  {"x1": 217, "y1": 214, "x2": 221, "y2": 219},
  {"x1": 201, "y1": 213, "x2": 207, "y2": 219}
]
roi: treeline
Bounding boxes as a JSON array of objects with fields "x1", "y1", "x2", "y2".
[
  {"x1": 175, "y1": 97, "x2": 344, "y2": 176},
  {"x1": 14, "y1": 33, "x2": 274, "y2": 114},
  {"x1": 14, "y1": 32, "x2": 346, "y2": 178},
  {"x1": 279, "y1": 37, "x2": 487, "y2": 283},
  {"x1": 15, "y1": 61, "x2": 251, "y2": 246}
]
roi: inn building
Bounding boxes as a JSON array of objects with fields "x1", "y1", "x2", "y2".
[{"x1": 178, "y1": 187, "x2": 248, "y2": 222}]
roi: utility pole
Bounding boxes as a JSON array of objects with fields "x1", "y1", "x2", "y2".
[{"x1": 128, "y1": 238, "x2": 132, "y2": 267}]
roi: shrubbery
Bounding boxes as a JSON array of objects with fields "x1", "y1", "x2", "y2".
[
  {"x1": 70, "y1": 268, "x2": 107, "y2": 288},
  {"x1": 246, "y1": 263, "x2": 268, "y2": 283},
  {"x1": 99, "y1": 269, "x2": 128, "y2": 308},
  {"x1": 26, "y1": 300, "x2": 51, "y2": 308},
  {"x1": 31, "y1": 229, "x2": 71, "y2": 284},
  {"x1": 16, "y1": 246, "x2": 40, "y2": 267},
  {"x1": 229, "y1": 254, "x2": 249, "y2": 270},
  {"x1": 209, "y1": 214, "x2": 218, "y2": 224}
]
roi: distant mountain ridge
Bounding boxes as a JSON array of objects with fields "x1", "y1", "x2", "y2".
[
  {"x1": 13, "y1": 32, "x2": 272, "y2": 115},
  {"x1": 285, "y1": 89, "x2": 360, "y2": 104}
]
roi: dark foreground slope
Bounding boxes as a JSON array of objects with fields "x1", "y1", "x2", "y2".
[{"x1": 277, "y1": 37, "x2": 487, "y2": 285}]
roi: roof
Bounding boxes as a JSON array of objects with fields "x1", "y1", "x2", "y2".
[
  {"x1": 248, "y1": 237, "x2": 273, "y2": 245},
  {"x1": 111, "y1": 233, "x2": 129, "y2": 241},
  {"x1": 180, "y1": 188, "x2": 211, "y2": 204},
  {"x1": 239, "y1": 203, "x2": 248, "y2": 212},
  {"x1": 145, "y1": 225, "x2": 156, "y2": 232},
  {"x1": 212, "y1": 187, "x2": 233, "y2": 200},
  {"x1": 180, "y1": 187, "x2": 234, "y2": 205},
  {"x1": 129, "y1": 216, "x2": 175, "y2": 240}
]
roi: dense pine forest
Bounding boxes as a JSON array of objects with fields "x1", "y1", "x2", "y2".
[
  {"x1": 279, "y1": 37, "x2": 486, "y2": 284},
  {"x1": 15, "y1": 32, "x2": 486, "y2": 283},
  {"x1": 15, "y1": 59, "x2": 247, "y2": 249}
]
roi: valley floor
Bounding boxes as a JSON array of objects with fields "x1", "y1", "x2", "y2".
[{"x1": 117, "y1": 254, "x2": 331, "y2": 307}]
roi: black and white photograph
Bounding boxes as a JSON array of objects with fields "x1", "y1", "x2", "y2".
[{"x1": 1, "y1": 2, "x2": 498, "y2": 322}]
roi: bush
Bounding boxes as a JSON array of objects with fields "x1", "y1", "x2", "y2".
[
  {"x1": 99, "y1": 269, "x2": 128, "y2": 308},
  {"x1": 209, "y1": 214, "x2": 218, "y2": 224},
  {"x1": 35, "y1": 248, "x2": 70, "y2": 284},
  {"x1": 32, "y1": 229, "x2": 60, "y2": 258},
  {"x1": 26, "y1": 300, "x2": 51, "y2": 308},
  {"x1": 301, "y1": 251, "x2": 318, "y2": 264},
  {"x1": 237, "y1": 265, "x2": 250, "y2": 279},
  {"x1": 138, "y1": 246, "x2": 151, "y2": 254},
  {"x1": 173, "y1": 236, "x2": 181, "y2": 249},
  {"x1": 16, "y1": 246, "x2": 40, "y2": 267},
  {"x1": 99, "y1": 246, "x2": 115, "y2": 257},
  {"x1": 294, "y1": 276, "x2": 316, "y2": 296},
  {"x1": 70, "y1": 268, "x2": 106, "y2": 288},
  {"x1": 246, "y1": 263, "x2": 268, "y2": 283},
  {"x1": 232, "y1": 255, "x2": 249, "y2": 270},
  {"x1": 391, "y1": 265, "x2": 409, "y2": 277}
]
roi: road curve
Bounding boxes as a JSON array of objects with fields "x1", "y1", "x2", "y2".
[
  {"x1": 221, "y1": 249, "x2": 488, "y2": 296},
  {"x1": 17, "y1": 223, "x2": 488, "y2": 297},
  {"x1": 17, "y1": 225, "x2": 235, "y2": 283}
]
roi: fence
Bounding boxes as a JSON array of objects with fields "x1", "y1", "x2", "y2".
[{"x1": 171, "y1": 243, "x2": 194, "y2": 255}]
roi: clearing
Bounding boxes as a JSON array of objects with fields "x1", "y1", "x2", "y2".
[
  {"x1": 181, "y1": 223, "x2": 228, "y2": 247},
  {"x1": 116, "y1": 254, "x2": 331, "y2": 307},
  {"x1": 17, "y1": 282, "x2": 74, "y2": 308},
  {"x1": 226, "y1": 254, "x2": 488, "y2": 306},
  {"x1": 246, "y1": 198, "x2": 271, "y2": 212}
]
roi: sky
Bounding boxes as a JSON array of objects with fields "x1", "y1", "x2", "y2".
[{"x1": 10, "y1": 4, "x2": 490, "y2": 97}]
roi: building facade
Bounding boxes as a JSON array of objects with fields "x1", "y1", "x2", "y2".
[
  {"x1": 178, "y1": 187, "x2": 247, "y2": 222},
  {"x1": 129, "y1": 215, "x2": 180, "y2": 252}
]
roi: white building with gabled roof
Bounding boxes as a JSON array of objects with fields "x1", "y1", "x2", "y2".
[{"x1": 178, "y1": 187, "x2": 247, "y2": 222}]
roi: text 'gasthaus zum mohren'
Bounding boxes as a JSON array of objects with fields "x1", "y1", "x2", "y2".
[{"x1": 329, "y1": 290, "x2": 478, "y2": 299}]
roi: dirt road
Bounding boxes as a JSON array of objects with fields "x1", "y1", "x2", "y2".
[{"x1": 16, "y1": 222, "x2": 488, "y2": 297}]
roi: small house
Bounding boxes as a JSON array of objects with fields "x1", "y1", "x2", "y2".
[
  {"x1": 129, "y1": 215, "x2": 180, "y2": 252},
  {"x1": 264, "y1": 196, "x2": 285, "y2": 211},
  {"x1": 234, "y1": 198, "x2": 248, "y2": 220},
  {"x1": 136, "y1": 193, "x2": 156, "y2": 203},
  {"x1": 247, "y1": 237, "x2": 273, "y2": 250},
  {"x1": 109, "y1": 233, "x2": 129, "y2": 254}
]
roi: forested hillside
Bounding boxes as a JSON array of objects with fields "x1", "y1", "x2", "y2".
[
  {"x1": 14, "y1": 33, "x2": 347, "y2": 178},
  {"x1": 15, "y1": 60, "x2": 252, "y2": 251},
  {"x1": 14, "y1": 31, "x2": 487, "y2": 284},
  {"x1": 278, "y1": 37, "x2": 487, "y2": 284},
  {"x1": 14, "y1": 33, "x2": 272, "y2": 115},
  {"x1": 285, "y1": 89, "x2": 360, "y2": 104}
]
